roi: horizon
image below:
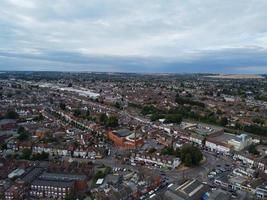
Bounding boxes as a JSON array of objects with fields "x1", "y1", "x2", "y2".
[
  {"x1": 1, "y1": 0, "x2": 267, "y2": 73},
  {"x1": 0, "y1": 71, "x2": 266, "y2": 77}
]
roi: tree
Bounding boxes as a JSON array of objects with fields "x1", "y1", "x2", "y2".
[
  {"x1": 115, "y1": 102, "x2": 122, "y2": 109},
  {"x1": 244, "y1": 125, "x2": 267, "y2": 136},
  {"x1": 34, "y1": 113, "x2": 44, "y2": 121},
  {"x1": 86, "y1": 110, "x2": 90, "y2": 117},
  {"x1": 59, "y1": 102, "x2": 66, "y2": 110},
  {"x1": 184, "y1": 153, "x2": 193, "y2": 167},
  {"x1": 1, "y1": 143, "x2": 7, "y2": 150},
  {"x1": 175, "y1": 96, "x2": 205, "y2": 108},
  {"x1": 99, "y1": 113, "x2": 108, "y2": 125},
  {"x1": 99, "y1": 114, "x2": 118, "y2": 127},
  {"x1": 161, "y1": 147, "x2": 174, "y2": 155},
  {"x1": 73, "y1": 109, "x2": 81, "y2": 117},
  {"x1": 21, "y1": 149, "x2": 32, "y2": 160},
  {"x1": 32, "y1": 152, "x2": 49, "y2": 161},
  {"x1": 106, "y1": 116, "x2": 118, "y2": 127},
  {"x1": 148, "y1": 148, "x2": 157, "y2": 154},
  {"x1": 180, "y1": 145, "x2": 203, "y2": 167},
  {"x1": 247, "y1": 144, "x2": 259, "y2": 155},
  {"x1": 5, "y1": 110, "x2": 19, "y2": 119},
  {"x1": 141, "y1": 105, "x2": 158, "y2": 115},
  {"x1": 220, "y1": 117, "x2": 228, "y2": 126},
  {"x1": 164, "y1": 114, "x2": 182, "y2": 124},
  {"x1": 253, "y1": 118, "x2": 265, "y2": 125},
  {"x1": 17, "y1": 126, "x2": 30, "y2": 141}
]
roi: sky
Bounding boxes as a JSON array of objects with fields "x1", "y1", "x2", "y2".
[{"x1": 0, "y1": 0, "x2": 267, "y2": 73}]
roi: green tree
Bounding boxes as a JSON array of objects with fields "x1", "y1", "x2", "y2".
[
  {"x1": 21, "y1": 149, "x2": 32, "y2": 160},
  {"x1": 59, "y1": 102, "x2": 66, "y2": 110},
  {"x1": 148, "y1": 148, "x2": 157, "y2": 154},
  {"x1": 253, "y1": 118, "x2": 265, "y2": 125},
  {"x1": 184, "y1": 153, "x2": 193, "y2": 167},
  {"x1": 106, "y1": 116, "x2": 118, "y2": 127},
  {"x1": 180, "y1": 145, "x2": 203, "y2": 167},
  {"x1": 115, "y1": 102, "x2": 122, "y2": 109},
  {"x1": 73, "y1": 109, "x2": 81, "y2": 117},
  {"x1": 220, "y1": 117, "x2": 228, "y2": 126},
  {"x1": 17, "y1": 126, "x2": 30, "y2": 141},
  {"x1": 32, "y1": 152, "x2": 49, "y2": 161},
  {"x1": 165, "y1": 114, "x2": 182, "y2": 124},
  {"x1": 5, "y1": 110, "x2": 19, "y2": 119},
  {"x1": 34, "y1": 113, "x2": 44, "y2": 121},
  {"x1": 99, "y1": 113, "x2": 108, "y2": 125},
  {"x1": 247, "y1": 144, "x2": 259, "y2": 155},
  {"x1": 0, "y1": 142, "x2": 7, "y2": 150}
]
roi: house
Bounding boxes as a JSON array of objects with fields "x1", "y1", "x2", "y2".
[
  {"x1": 131, "y1": 153, "x2": 180, "y2": 169},
  {"x1": 155, "y1": 131, "x2": 173, "y2": 147},
  {"x1": 256, "y1": 182, "x2": 267, "y2": 199},
  {"x1": 0, "y1": 119, "x2": 16, "y2": 131},
  {"x1": 205, "y1": 138, "x2": 231, "y2": 154},
  {"x1": 4, "y1": 180, "x2": 27, "y2": 200},
  {"x1": 189, "y1": 134, "x2": 203, "y2": 146}
]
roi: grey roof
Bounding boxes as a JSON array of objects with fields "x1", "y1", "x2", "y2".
[
  {"x1": 0, "y1": 119, "x2": 16, "y2": 125},
  {"x1": 257, "y1": 182, "x2": 267, "y2": 191},
  {"x1": 183, "y1": 180, "x2": 202, "y2": 194},
  {"x1": 31, "y1": 179, "x2": 74, "y2": 188},
  {"x1": 209, "y1": 189, "x2": 230, "y2": 200},
  {"x1": 164, "y1": 190, "x2": 185, "y2": 200},
  {"x1": 167, "y1": 180, "x2": 206, "y2": 200},
  {"x1": 39, "y1": 172, "x2": 87, "y2": 181},
  {"x1": 21, "y1": 167, "x2": 45, "y2": 183},
  {"x1": 113, "y1": 129, "x2": 132, "y2": 137}
]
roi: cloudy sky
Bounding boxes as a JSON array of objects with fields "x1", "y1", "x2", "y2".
[{"x1": 1, "y1": 0, "x2": 267, "y2": 73}]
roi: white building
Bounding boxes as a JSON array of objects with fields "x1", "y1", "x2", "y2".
[
  {"x1": 205, "y1": 139, "x2": 231, "y2": 154},
  {"x1": 8, "y1": 168, "x2": 25, "y2": 179},
  {"x1": 132, "y1": 154, "x2": 180, "y2": 169},
  {"x1": 228, "y1": 134, "x2": 252, "y2": 151}
]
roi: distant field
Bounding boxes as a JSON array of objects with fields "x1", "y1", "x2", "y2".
[{"x1": 205, "y1": 74, "x2": 265, "y2": 79}]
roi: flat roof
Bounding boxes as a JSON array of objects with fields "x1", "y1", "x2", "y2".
[
  {"x1": 0, "y1": 119, "x2": 16, "y2": 125},
  {"x1": 209, "y1": 133, "x2": 236, "y2": 143},
  {"x1": 96, "y1": 178, "x2": 104, "y2": 185},
  {"x1": 21, "y1": 167, "x2": 45, "y2": 183},
  {"x1": 113, "y1": 129, "x2": 132, "y2": 137},
  {"x1": 31, "y1": 179, "x2": 74, "y2": 187},
  {"x1": 183, "y1": 180, "x2": 203, "y2": 194},
  {"x1": 40, "y1": 172, "x2": 87, "y2": 181}
]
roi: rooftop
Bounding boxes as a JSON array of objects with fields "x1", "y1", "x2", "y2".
[
  {"x1": 113, "y1": 129, "x2": 132, "y2": 137},
  {"x1": 31, "y1": 179, "x2": 74, "y2": 188},
  {"x1": 39, "y1": 172, "x2": 87, "y2": 181}
]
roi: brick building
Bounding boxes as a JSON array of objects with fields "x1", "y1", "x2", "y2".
[{"x1": 107, "y1": 129, "x2": 143, "y2": 148}]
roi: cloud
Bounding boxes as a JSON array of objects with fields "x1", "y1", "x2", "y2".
[{"x1": 0, "y1": 0, "x2": 267, "y2": 73}]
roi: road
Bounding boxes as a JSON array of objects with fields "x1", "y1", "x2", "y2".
[{"x1": 66, "y1": 151, "x2": 232, "y2": 185}]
